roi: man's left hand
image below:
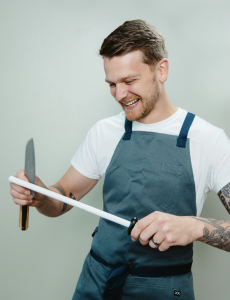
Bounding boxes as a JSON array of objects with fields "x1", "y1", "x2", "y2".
[{"x1": 131, "y1": 211, "x2": 203, "y2": 251}]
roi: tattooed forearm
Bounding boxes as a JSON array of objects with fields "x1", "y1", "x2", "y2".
[
  {"x1": 49, "y1": 187, "x2": 76, "y2": 214},
  {"x1": 51, "y1": 185, "x2": 68, "y2": 214},
  {"x1": 51, "y1": 185, "x2": 66, "y2": 196},
  {"x1": 192, "y1": 217, "x2": 230, "y2": 252},
  {"x1": 218, "y1": 182, "x2": 230, "y2": 214}
]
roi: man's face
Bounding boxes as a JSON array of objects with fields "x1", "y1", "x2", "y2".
[{"x1": 104, "y1": 50, "x2": 161, "y2": 122}]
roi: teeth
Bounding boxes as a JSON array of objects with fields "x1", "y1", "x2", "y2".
[{"x1": 125, "y1": 98, "x2": 139, "y2": 106}]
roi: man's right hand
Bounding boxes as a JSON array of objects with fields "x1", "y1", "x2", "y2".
[
  {"x1": 9, "y1": 166, "x2": 98, "y2": 217},
  {"x1": 10, "y1": 169, "x2": 47, "y2": 208}
]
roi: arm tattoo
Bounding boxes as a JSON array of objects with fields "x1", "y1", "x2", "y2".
[
  {"x1": 60, "y1": 203, "x2": 67, "y2": 213},
  {"x1": 69, "y1": 192, "x2": 76, "y2": 200},
  {"x1": 51, "y1": 185, "x2": 66, "y2": 196},
  {"x1": 190, "y1": 182, "x2": 230, "y2": 252},
  {"x1": 60, "y1": 192, "x2": 76, "y2": 213},
  {"x1": 192, "y1": 217, "x2": 230, "y2": 252},
  {"x1": 51, "y1": 185, "x2": 67, "y2": 213},
  {"x1": 218, "y1": 182, "x2": 230, "y2": 214}
]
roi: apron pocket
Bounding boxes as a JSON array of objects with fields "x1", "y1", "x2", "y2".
[{"x1": 156, "y1": 163, "x2": 182, "y2": 212}]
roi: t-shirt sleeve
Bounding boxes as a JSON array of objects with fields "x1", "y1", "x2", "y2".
[
  {"x1": 71, "y1": 124, "x2": 100, "y2": 180},
  {"x1": 208, "y1": 130, "x2": 230, "y2": 193}
]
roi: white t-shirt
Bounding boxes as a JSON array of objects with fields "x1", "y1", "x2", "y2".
[{"x1": 71, "y1": 108, "x2": 230, "y2": 216}]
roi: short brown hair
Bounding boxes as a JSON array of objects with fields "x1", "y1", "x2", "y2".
[{"x1": 99, "y1": 19, "x2": 168, "y2": 67}]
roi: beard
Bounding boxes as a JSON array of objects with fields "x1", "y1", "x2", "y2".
[{"x1": 120, "y1": 82, "x2": 161, "y2": 122}]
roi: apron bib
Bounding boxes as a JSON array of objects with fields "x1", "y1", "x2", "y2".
[{"x1": 73, "y1": 112, "x2": 196, "y2": 300}]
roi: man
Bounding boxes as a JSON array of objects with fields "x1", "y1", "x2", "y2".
[{"x1": 10, "y1": 20, "x2": 230, "y2": 299}]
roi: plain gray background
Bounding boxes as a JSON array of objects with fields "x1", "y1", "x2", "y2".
[{"x1": 1, "y1": 0, "x2": 230, "y2": 299}]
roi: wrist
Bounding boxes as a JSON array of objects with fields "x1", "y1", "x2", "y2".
[
  {"x1": 190, "y1": 216, "x2": 204, "y2": 241},
  {"x1": 35, "y1": 194, "x2": 49, "y2": 210}
]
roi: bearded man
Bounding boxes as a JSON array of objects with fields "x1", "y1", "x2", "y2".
[{"x1": 10, "y1": 20, "x2": 230, "y2": 300}]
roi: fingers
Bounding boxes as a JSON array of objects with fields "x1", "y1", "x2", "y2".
[
  {"x1": 139, "y1": 223, "x2": 157, "y2": 246},
  {"x1": 17, "y1": 169, "x2": 29, "y2": 182},
  {"x1": 130, "y1": 211, "x2": 177, "y2": 251},
  {"x1": 9, "y1": 169, "x2": 32, "y2": 206},
  {"x1": 131, "y1": 212, "x2": 157, "y2": 242},
  {"x1": 10, "y1": 181, "x2": 30, "y2": 195},
  {"x1": 131, "y1": 212, "x2": 161, "y2": 245},
  {"x1": 149, "y1": 233, "x2": 165, "y2": 249},
  {"x1": 152, "y1": 234, "x2": 176, "y2": 252},
  {"x1": 10, "y1": 186, "x2": 33, "y2": 205}
]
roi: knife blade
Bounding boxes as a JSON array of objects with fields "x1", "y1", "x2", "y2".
[{"x1": 19, "y1": 138, "x2": 35, "y2": 230}]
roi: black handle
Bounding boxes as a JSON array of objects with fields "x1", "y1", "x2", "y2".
[{"x1": 127, "y1": 217, "x2": 138, "y2": 235}]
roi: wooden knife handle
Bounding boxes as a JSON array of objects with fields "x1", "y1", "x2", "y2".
[{"x1": 19, "y1": 205, "x2": 29, "y2": 230}]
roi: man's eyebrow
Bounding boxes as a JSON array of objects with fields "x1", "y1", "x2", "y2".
[{"x1": 105, "y1": 75, "x2": 141, "y2": 84}]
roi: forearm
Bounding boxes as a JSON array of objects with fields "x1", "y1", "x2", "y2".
[
  {"x1": 130, "y1": 210, "x2": 230, "y2": 252},
  {"x1": 36, "y1": 184, "x2": 73, "y2": 217},
  {"x1": 190, "y1": 182, "x2": 230, "y2": 252},
  {"x1": 192, "y1": 217, "x2": 230, "y2": 252},
  {"x1": 35, "y1": 168, "x2": 98, "y2": 218}
]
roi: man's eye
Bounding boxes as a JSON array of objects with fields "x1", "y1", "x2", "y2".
[
  {"x1": 126, "y1": 80, "x2": 134, "y2": 84},
  {"x1": 109, "y1": 83, "x2": 115, "y2": 87}
]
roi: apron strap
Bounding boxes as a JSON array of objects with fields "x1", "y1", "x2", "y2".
[
  {"x1": 123, "y1": 118, "x2": 133, "y2": 140},
  {"x1": 90, "y1": 249, "x2": 129, "y2": 300},
  {"x1": 104, "y1": 264, "x2": 129, "y2": 300},
  {"x1": 177, "y1": 112, "x2": 195, "y2": 148},
  {"x1": 123, "y1": 113, "x2": 195, "y2": 145}
]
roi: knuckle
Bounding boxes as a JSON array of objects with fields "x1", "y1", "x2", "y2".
[
  {"x1": 162, "y1": 225, "x2": 169, "y2": 234},
  {"x1": 136, "y1": 220, "x2": 145, "y2": 231},
  {"x1": 22, "y1": 188, "x2": 29, "y2": 195},
  {"x1": 166, "y1": 235, "x2": 176, "y2": 244},
  {"x1": 156, "y1": 217, "x2": 164, "y2": 226},
  {"x1": 149, "y1": 240, "x2": 157, "y2": 248},
  {"x1": 139, "y1": 239, "x2": 145, "y2": 246},
  {"x1": 153, "y1": 211, "x2": 160, "y2": 216},
  {"x1": 139, "y1": 237, "x2": 148, "y2": 246},
  {"x1": 17, "y1": 169, "x2": 24, "y2": 177},
  {"x1": 139, "y1": 232, "x2": 147, "y2": 242},
  {"x1": 19, "y1": 193, "x2": 26, "y2": 200}
]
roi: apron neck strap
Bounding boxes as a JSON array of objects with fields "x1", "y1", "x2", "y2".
[
  {"x1": 177, "y1": 112, "x2": 195, "y2": 148},
  {"x1": 122, "y1": 112, "x2": 195, "y2": 146},
  {"x1": 123, "y1": 117, "x2": 133, "y2": 140}
]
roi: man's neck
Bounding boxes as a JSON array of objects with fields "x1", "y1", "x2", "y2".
[{"x1": 138, "y1": 91, "x2": 177, "y2": 124}]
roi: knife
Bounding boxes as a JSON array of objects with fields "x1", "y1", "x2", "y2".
[{"x1": 19, "y1": 138, "x2": 35, "y2": 230}]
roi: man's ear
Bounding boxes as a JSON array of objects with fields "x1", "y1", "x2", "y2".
[{"x1": 158, "y1": 58, "x2": 169, "y2": 83}]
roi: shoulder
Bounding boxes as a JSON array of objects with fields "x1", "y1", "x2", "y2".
[
  {"x1": 189, "y1": 113, "x2": 224, "y2": 143},
  {"x1": 95, "y1": 111, "x2": 125, "y2": 128},
  {"x1": 92, "y1": 111, "x2": 125, "y2": 137}
]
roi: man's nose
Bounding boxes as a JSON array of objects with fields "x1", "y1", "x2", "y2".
[{"x1": 115, "y1": 83, "x2": 129, "y2": 102}]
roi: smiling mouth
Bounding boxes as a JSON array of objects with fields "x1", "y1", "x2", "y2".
[{"x1": 123, "y1": 98, "x2": 140, "y2": 107}]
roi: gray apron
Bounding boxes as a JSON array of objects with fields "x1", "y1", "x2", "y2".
[{"x1": 72, "y1": 112, "x2": 196, "y2": 300}]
